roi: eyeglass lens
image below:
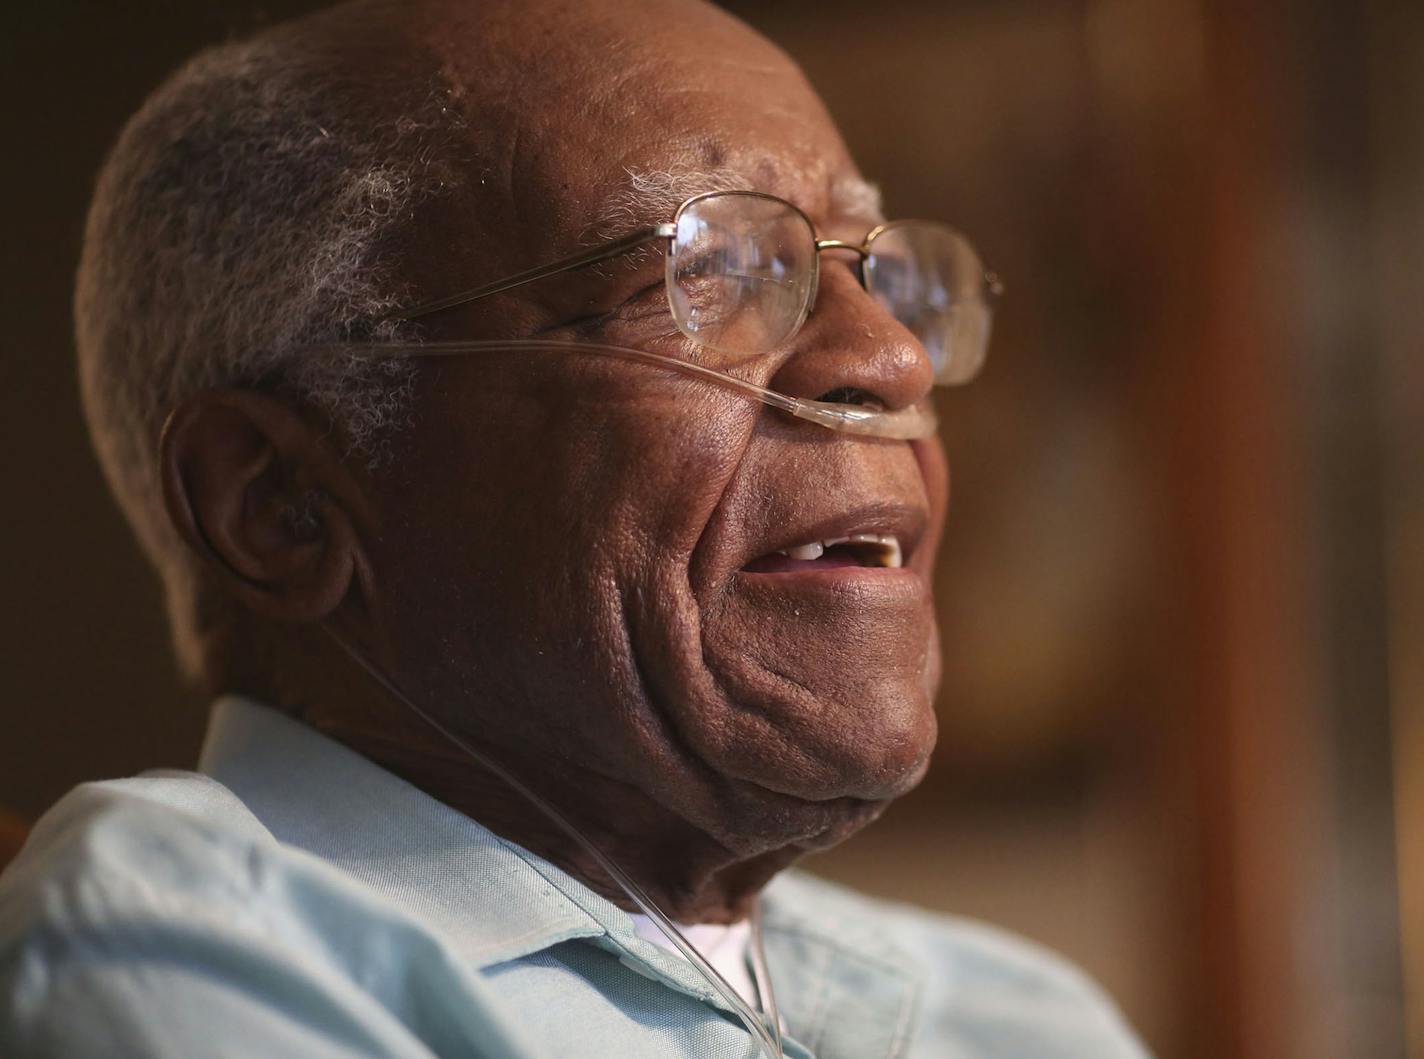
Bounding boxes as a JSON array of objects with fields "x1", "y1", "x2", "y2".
[
  {"x1": 863, "y1": 222, "x2": 993, "y2": 385},
  {"x1": 667, "y1": 193, "x2": 818, "y2": 356},
  {"x1": 666, "y1": 192, "x2": 993, "y2": 386}
]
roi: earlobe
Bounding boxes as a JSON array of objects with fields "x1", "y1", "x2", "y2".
[{"x1": 159, "y1": 391, "x2": 368, "y2": 623}]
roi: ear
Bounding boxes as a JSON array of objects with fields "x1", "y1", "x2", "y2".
[{"x1": 159, "y1": 390, "x2": 372, "y2": 623}]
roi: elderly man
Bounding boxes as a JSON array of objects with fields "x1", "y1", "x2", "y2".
[{"x1": 1, "y1": 0, "x2": 1147, "y2": 1056}]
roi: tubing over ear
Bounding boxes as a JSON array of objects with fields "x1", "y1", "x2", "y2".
[{"x1": 159, "y1": 389, "x2": 370, "y2": 623}]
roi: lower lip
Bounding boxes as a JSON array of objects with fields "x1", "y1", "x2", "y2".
[
  {"x1": 731, "y1": 560, "x2": 928, "y2": 609},
  {"x1": 738, "y1": 556, "x2": 919, "y2": 581}
]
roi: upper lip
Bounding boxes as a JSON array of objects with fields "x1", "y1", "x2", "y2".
[{"x1": 744, "y1": 501, "x2": 928, "y2": 570}]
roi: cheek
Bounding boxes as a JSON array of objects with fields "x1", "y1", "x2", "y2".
[
  {"x1": 911, "y1": 436, "x2": 950, "y2": 567},
  {"x1": 365, "y1": 360, "x2": 758, "y2": 755}
]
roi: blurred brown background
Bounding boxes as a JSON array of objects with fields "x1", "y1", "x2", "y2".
[{"x1": 2, "y1": 2, "x2": 1418, "y2": 1057}]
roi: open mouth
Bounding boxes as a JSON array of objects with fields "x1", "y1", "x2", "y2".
[{"x1": 741, "y1": 533, "x2": 903, "y2": 574}]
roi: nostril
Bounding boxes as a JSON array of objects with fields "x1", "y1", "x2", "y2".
[{"x1": 816, "y1": 387, "x2": 883, "y2": 409}]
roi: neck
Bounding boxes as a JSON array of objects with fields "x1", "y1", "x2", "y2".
[
  {"x1": 268, "y1": 642, "x2": 795, "y2": 923},
  {"x1": 373, "y1": 735, "x2": 797, "y2": 923}
]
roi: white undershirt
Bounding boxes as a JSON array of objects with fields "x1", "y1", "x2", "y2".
[{"x1": 628, "y1": 914, "x2": 759, "y2": 1010}]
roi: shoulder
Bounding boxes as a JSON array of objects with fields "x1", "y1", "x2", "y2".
[
  {"x1": 0, "y1": 771, "x2": 295, "y2": 992},
  {"x1": 0, "y1": 766, "x2": 439, "y2": 967},
  {"x1": 765, "y1": 870, "x2": 1151, "y2": 1058},
  {"x1": 0, "y1": 773, "x2": 520, "y2": 1058},
  {"x1": 0, "y1": 771, "x2": 274, "y2": 928},
  {"x1": 0, "y1": 773, "x2": 274, "y2": 1054}
]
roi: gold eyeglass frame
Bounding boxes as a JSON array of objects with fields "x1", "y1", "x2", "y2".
[{"x1": 396, "y1": 189, "x2": 1003, "y2": 338}]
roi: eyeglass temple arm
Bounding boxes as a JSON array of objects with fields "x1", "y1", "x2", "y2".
[{"x1": 394, "y1": 223, "x2": 677, "y2": 321}]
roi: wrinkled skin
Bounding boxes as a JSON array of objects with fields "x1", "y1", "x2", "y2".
[{"x1": 163, "y1": 0, "x2": 949, "y2": 922}]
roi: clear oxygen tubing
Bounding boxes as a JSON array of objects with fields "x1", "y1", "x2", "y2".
[
  {"x1": 315, "y1": 337, "x2": 939, "y2": 441},
  {"x1": 322, "y1": 627, "x2": 786, "y2": 1059},
  {"x1": 748, "y1": 898, "x2": 785, "y2": 1055}
]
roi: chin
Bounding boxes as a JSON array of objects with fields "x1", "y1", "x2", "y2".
[
  {"x1": 687, "y1": 563, "x2": 940, "y2": 802},
  {"x1": 691, "y1": 690, "x2": 938, "y2": 857},
  {"x1": 708, "y1": 783, "x2": 904, "y2": 862},
  {"x1": 700, "y1": 674, "x2": 939, "y2": 798},
  {"x1": 794, "y1": 798, "x2": 898, "y2": 853}
]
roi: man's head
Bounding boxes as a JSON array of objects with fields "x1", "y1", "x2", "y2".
[{"x1": 78, "y1": 0, "x2": 950, "y2": 906}]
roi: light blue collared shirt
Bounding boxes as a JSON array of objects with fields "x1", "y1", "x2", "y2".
[{"x1": 0, "y1": 697, "x2": 1148, "y2": 1058}]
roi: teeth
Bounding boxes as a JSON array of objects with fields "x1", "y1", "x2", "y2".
[
  {"x1": 880, "y1": 536, "x2": 904, "y2": 568},
  {"x1": 776, "y1": 534, "x2": 902, "y2": 568},
  {"x1": 784, "y1": 541, "x2": 825, "y2": 561}
]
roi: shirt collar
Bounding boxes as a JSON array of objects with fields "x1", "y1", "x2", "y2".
[{"x1": 196, "y1": 695, "x2": 758, "y2": 1012}]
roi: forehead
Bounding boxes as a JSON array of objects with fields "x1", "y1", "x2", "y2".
[
  {"x1": 417, "y1": 0, "x2": 868, "y2": 253},
  {"x1": 561, "y1": 78, "x2": 868, "y2": 238}
]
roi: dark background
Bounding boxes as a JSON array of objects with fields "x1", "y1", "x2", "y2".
[{"x1": 3, "y1": 3, "x2": 1419, "y2": 1057}]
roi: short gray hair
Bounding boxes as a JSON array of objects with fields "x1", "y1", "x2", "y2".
[{"x1": 76, "y1": 29, "x2": 460, "y2": 677}]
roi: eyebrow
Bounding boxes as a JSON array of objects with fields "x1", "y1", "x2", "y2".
[
  {"x1": 585, "y1": 165, "x2": 885, "y2": 243},
  {"x1": 584, "y1": 166, "x2": 751, "y2": 242}
]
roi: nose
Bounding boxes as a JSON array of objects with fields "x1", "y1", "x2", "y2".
[{"x1": 767, "y1": 263, "x2": 935, "y2": 414}]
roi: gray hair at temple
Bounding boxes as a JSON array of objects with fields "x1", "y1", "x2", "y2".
[{"x1": 74, "y1": 29, "x2": 460, "y2": 680}]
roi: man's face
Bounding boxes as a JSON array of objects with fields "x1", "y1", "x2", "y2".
[{"x1": 365, "y1": 0, "x2": 948, "y2": 857}]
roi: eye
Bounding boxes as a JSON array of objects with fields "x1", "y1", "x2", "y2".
[
  {"x1": 611, "y1": 279, "x2": 667, "y2": 315},
  {"x1": 563, "y1": 280, "x2": 667, "y2": 336}
]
